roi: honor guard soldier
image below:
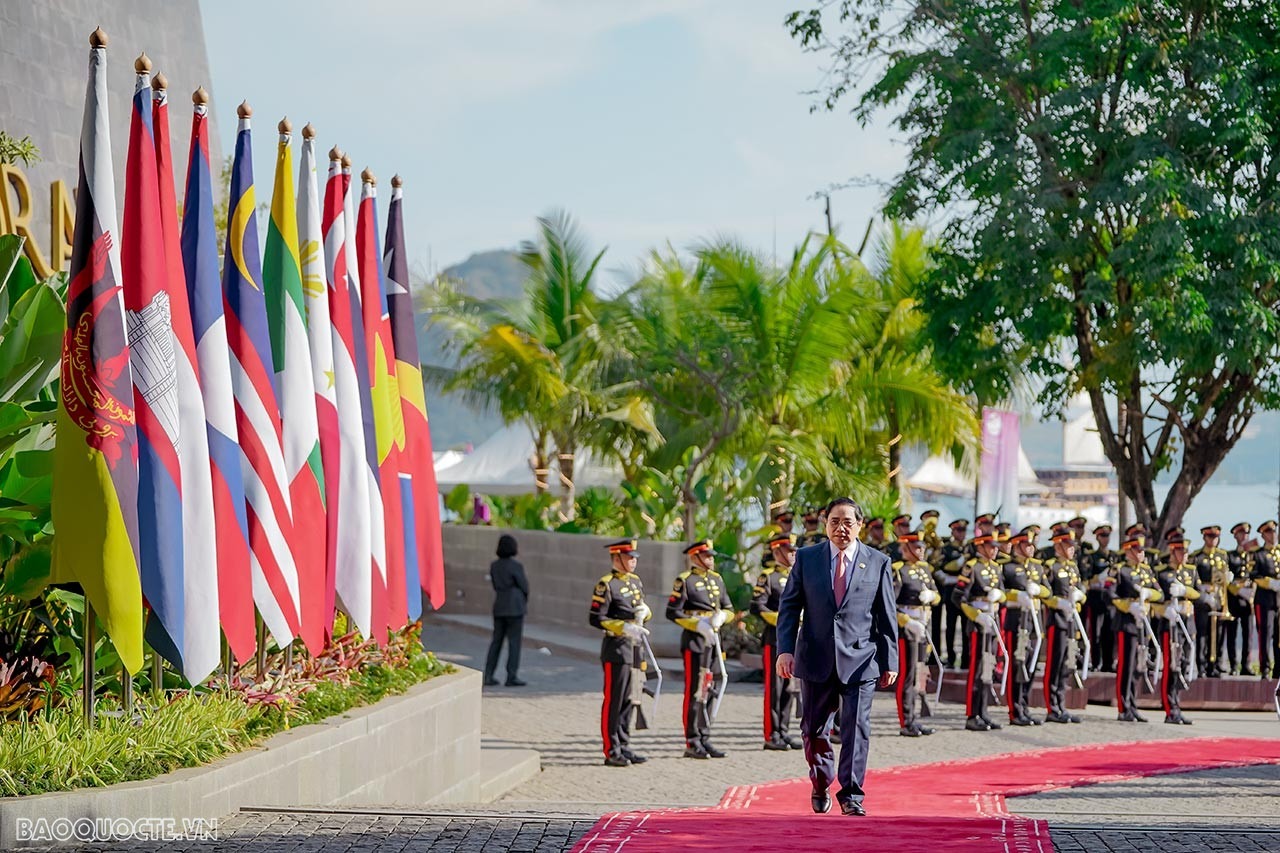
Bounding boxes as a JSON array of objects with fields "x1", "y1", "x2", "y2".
[
  {"x1": 668, "y1": 539, "x2": 735, "y2": 758},
  {"x1": 1161, "y1": 527, "x2": 1185, "y2": 565},
  {"x1": 1003, "y1": 530, "x2": 1051, "y2": 725},
  {"x1": 1253, "y1": 520, "x2": 1280, "y2": 679},
  {"x1": 1042, "y1": 529, "x2": 1086, "y2": 723},
  {"x1": 797, "y1": 507, "x2": 829, "y2": 548},
  {"x1": 884, "y1": 514, "x2": 912, "y2": 562},
  {"x1": 1156, "y1": 533, "x2": 1199, "y2": 724},
  {"x1": 1085, "y1": 524, "x2": 1118, "y2": 672},
  {"x1": 931, "y1": 518, "x2": 969, "y2": 669},
  {"x1": 954, "y1": 532, "x2": 1006, "y2": 731},
  {"x1": 1226, "y1": 522, "x2": 1257, "y2": 675},
  {"x1": 1124, "y1": 523, "x2": 1161, "y2": 567},
  {"x1": 1190, "y1": 525, "x2": 1229, "y2": 677},
  {"x1": 966, "y1": 514, "x2": 996, "y2": 559},
  {"x1": 763, "y1": 508, "x2": 795, "y2": 569},
  {"x1": 752, "y1": 532, "x2": 801, "y2": 750},
  {"x1": 1068, "y1": 516, "x2": 1094, "y2": 558},
  {"x1": 893, "y1": 532, "x2": 940, "y2": 736},
  {"x1": 864, "y1": 517, "x2": 888, "y2": 549},
  {"x1": 1037, "y1": 522, "x2": 1070, "y2": 561},
  {"x1": 1107, "y1": 535, "x2": 1164, "y2": 721},
  {"x1": 589, "y1": 538, "x2": 653, "y2": 766}
]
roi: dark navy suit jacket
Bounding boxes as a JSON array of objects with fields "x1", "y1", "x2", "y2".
[{"x1": 777, "y1": 541, "x2": 899, "y2": 683}]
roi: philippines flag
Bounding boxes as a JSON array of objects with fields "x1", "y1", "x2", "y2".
[
  {"x1": 384, "y1": 176, "x2": 446, "y2": 610},
  {"x1": 355, "y1": 170, "x2": 410, "y2": 628},
  {"x1": 321, "y1": 152, "x2": 381, "y2": 641},
  {"x1": 297, "y1": 127, "x2": 341, "y2": 641},
  {"x1": 181, "y1": 86, "x2": 255, "y2": 664},
  {"x1": 145, "y1": 70, "x2": 221, "y2": 684},
  {"x1": 222, "y1": 103, "x2": 302, "y2": 648}
]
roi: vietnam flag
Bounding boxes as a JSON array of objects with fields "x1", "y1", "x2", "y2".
[{"x1": 51, "y1": 30, "x2": 144, "y2": 674}]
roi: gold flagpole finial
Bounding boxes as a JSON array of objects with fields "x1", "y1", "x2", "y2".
[
  {"x1": 329, "y1": 145, "x2": 344, "y2": 162},
  {"x1": 340, "y1": 153, "x2": 352, "y2": 169},
  {"x1": 193, "y1": 86, "x2": 210, "y2": 106},
  {"x1": 302, "y1": 123, "x2": 316, "y2": 140},
  {"x1": 278, "y1": 117, "x2": 292, "y2": 134},
  {"x1": 237, "y1": 100, "x2": 252, "y2": 119},
  {"x1": 90, "y1": 27, "x2": 108, "y2": 48},
  {"x1": 134, "y1": 52, "x2": 152, "y2": 74},
  {"x1": 391, "y1": 174, "x2": 402, "y2": 188},
  {"x1": 151, "y1": 71, "x2": 168, "y2": 91},
  {"x1": 361, "y1": 167, "x2": 376, "y2": 186}
]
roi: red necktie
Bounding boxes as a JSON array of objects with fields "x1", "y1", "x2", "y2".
[{"x1": 835, "y1": 552, "x2": 847, "y2": 606}]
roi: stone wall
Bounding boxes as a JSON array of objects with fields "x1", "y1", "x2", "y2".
[
  {"x1": 0, "y1": 669, "x2": 481, "y2": 850},
  {"x1": 439, "y1": 526, "x2": 692, "y2": 656}
]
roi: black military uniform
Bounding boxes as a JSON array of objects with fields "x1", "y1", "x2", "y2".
[
  {"x1": 954, "y1": 533, "x2": 1005, "y2": 731},
  {"x1": 893, "y1": 532, "x2": 939, "y2": 737},
  {"x1": 588, "y1": 538, "x2": 652, "y2": 766},
  {"x1": 751, "y1": 532, "x2": 800, "y2": 750},
  {"x1": 1106, "y1": 539, "x2": 1164, "y2": 722},
  {"x1": 1002, "y1": 532, "x2": 1051, "y2": 725},
  {"x1": 1226, "y1": 522, "x2": 1256, "y2": 675},
  {"x1": 1190, "y1": 526, "x2": 1229, "y2": 677},
  {"x1": 1251, "y1": 521, "x2": 1280, "y2": 679},
  {"x1": 1155, "y1": 535, "x2": 1199, "y2": 725},
  {"x1": 796, "y1": 506, "x2": 828, "y2": 549},
  {"x1": 1084, "y1": 525, "x2": 1118, "y2": 672},
  {"x1": 667, "y1": 539, "x2": 734, "y2": 758},
  {"x1": 1042, "y1": 531, "x2": 1085, "y2": 723},
  {"x1": 930, "y1": 519, "x2": 969, "y2": 669},
  {"x1": 883, "y1": 513, "x2": 913, "y2": 563},
  {"x1": 1036, "y1": 522, "x2": 1069, "y2": 562},
  {"x1": 863, "y1": 517, "x2": 888, "y2": 551}
]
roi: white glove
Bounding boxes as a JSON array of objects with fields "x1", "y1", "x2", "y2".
[
  {"x1": 710, "y1": 610, "x2": 729, "y2": 630},
  {"x1": 1225, "y1": 571, "x2": 1235, "y2": 585},
  {"x1": 1015, "y1": 590, "x2": 1033, "y2": 609},
  {"x1": 1026, "y1": 581, "x2": 1042, "y2": 598},
  {"x1": 1070, "y1": 588, "x2": 1086, "y2": 604},
  {"x1": 1138, "y1": 587, "x2": 1151, "y2": 602},
  {"x1": 695, "y1": 618, "x2": 715, "y2": 641},
  {"x1": 976, "y1": 612, "x2": 997, "y2": 632},
  {"x1": 1163, "y1": 602, "x2": 1180, "y2": 621},
  {"x1": 986, "y1": 588, "x2": 1004, "y2": 604},
  {"x1": 1056, "y1": 596, "x2": 1075, "y2": 613},
  {"x1": 919, "y1": 588, "x2": 940, "y2": 605},
  {"x1": 622, "y1": 622, "x2": 650, "y2": 640},
  {"x1": 904, "y1": 619, "x2": 927, "y2": 642},
  {"x1": 1168, "y1": 581, "x2": 1187, "y2": 599},
  {"x1": 635, "y1": 603, "x2": 652, "y2": 622}
]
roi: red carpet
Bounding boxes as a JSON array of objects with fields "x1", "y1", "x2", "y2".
[{"x1": 571, "y1": 737, "x2": 1280, "y2": 852}]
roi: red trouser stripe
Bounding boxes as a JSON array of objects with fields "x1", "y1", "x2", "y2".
[
  {"x1": 1004, "y1": 630, "x2": 1016, "y2": 720},
  {"x1": 1161, "y1": 631, "x2": 1172, "y2": 715},
  {"x1": 1115, "y1": 633, "x2": 1125, "y2": 714},
  {"x1": 965, "y1": 629, "x2": 978, "y2": 717},
  {"x1": 683, "y1": 650, "x2": 694, "y2": 743},
  {"x1": 896, "y1": 637, "x2": 907, "y2": 729},
  {"x1": 601, "y1": 662, "x2": 612, "y2": 756},
  {"x1": 1043, "y1": 625, "x2": 1055, "y2": 713},
  {"x1": 763, "y1": 643, "x2": 773, "y2": 740}
]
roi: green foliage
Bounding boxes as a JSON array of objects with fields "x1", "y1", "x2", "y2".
[
  {"x1": 787, "y1": 0, "x2": 1280, "y2": 531},
  {"x1": 444, "y1": 482, "x2": 473, "y2": 520},
  {"x1": 0, "y1": 132, "x2": 39, "y2": 167}
]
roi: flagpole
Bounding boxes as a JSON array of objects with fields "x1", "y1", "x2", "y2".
[
  {"x1": 83, "y1": 600, "x2": 96, "y2": 728},
  {"x1": 151, "y1": 647, "x2": 163, "y2": 697},
  {"x1": 255, "y1": 613, "x2": 267, "y2": 680}
]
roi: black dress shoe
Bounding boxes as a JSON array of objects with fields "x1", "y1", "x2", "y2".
[
  {"x1": 812, "y1": 791, "x2": 831, "y2": 814},
  {"x1": 604, "y1": 755, "x2": 630, "y2": 767},
  {"x1": 683, "y1": 746, "x2": 711, "y2": 759},
  {"x1": 764, "y1": 738, "x2": 790, "y2": 751},
  {"x1": 784, "y1": 736, "x2": 803, "y2": 749},
  {"x1": 505, "y1": 678, "x2": 527, "y2": 687},
  {"x1": 981, "y1": 716, "x2": 1003, "y2": 730},
  {"x1": 1010, "y1": 716, "x2": 1033, "y2": 727},
  {"x1": 1132, "y1": 711, "x2": 1149, "y2": 723},
  {"x1": 914, "y1": 725, "x2": 935, "y2": 736},
  {"x1": 1067, "y1": 713, "x2": 1083, "y2": 723},
  {"x1": 839, "y1": 798, "x2": 866, "y2": 816},
  {"x1": 899, "y1": 726, "x2": 921, "y2": 737},
  {"x1": 624, "y1": 752, "x2": 648, "y2": 764},
  {"x1": 1117, "y1": 710, "x2": 1138, "y2": 722},
  {"x1": 702, "y1": 742, "x2": 727, "y2": 758},
  {"x1": 1044, "y1": 711, "x2": 1070, "y2": 723},
  {"x1": 965, "y1": 716, "x2": 992, "y2": 731},
  {"x1": 1029, "y1": 716, "x2": 1043, "y2": 725},
  {"x1": 483, "y1": 677, "x2": 500, "y2": 686},
  {"x1": 1179, "y1": 715, "x2": 1194, "y2": 725},
  {"x1": 1164, "y1": 714, "x2": 1181, "y2": 724}
]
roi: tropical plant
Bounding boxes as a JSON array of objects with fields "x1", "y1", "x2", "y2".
[{"x1": 0, "y1": 131, "x2": 39, "y2": 167}]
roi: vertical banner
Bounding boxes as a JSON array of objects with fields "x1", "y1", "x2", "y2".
[{"x1": 977, "y1": 407, "x2": 1020, "y2": 523}]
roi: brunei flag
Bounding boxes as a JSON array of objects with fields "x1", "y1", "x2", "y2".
[
  {"x1": 222, "y1": 103, "x2": 302, "y2": 649},
  {"x1": 51, "y1": 31, "x2": 144, "y2": 674},
  {"x1": 383, "y1": 177, "x2": 445, "y2": 610},
  {"x1": 263, "y1": 119, "x2": 327, "y2": 655}
]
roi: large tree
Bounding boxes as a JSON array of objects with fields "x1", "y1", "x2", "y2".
[{"x1": 788, "y1": 1, "x2": 1280, "y2": 533}]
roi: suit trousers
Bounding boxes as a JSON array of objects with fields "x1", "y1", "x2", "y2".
[
  {"x1": 485, "y1": 615, "x2": 523, "y2": 681},
  {"x1": 799, "y1": 673, "x2": 877, "y2": 804}
]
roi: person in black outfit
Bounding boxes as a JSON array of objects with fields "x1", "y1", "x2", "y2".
[{"x1": 484, "y1": 534, "x2": 529, "y2": 687}]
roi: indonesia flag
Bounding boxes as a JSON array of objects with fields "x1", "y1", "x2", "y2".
[
  {"x1": 355, "y1": 170, "x2": 410, "y2": 629},
  {"x1": 384, "y1": 177, "x2": 446, "y2": 610},
  {"x1": 121, "y1": 56, "x2": 218, "y2": 685},
  {"x1": 297, "y1": 126, "x2": 340, "y2": 640},
  {"x1": 181, "y1": 86, "x2": 255, "y2": 664},
  {"x1": 262, "y1": 119, "x2": 327, "y2": 655},
  {"x1": 321, "y1": 151, "x2": 381, "y2": 641},
  {"x1": 222, "y1": 102, "x2": 302, "y2": 649}
]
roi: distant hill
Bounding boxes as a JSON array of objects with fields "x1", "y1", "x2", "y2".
[{"x1": 416, "y1": 250, "x2": 526, "y2": 450}]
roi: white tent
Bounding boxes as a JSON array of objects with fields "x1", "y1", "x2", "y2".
[
  {"x1": 905, "y1": 449, "x2": 1045, "y2": 496},
  {"x1": 434, "y1": 423, "x2": 622, "y2": 495}
]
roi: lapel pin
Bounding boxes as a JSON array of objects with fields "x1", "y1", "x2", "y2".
[{"x1": 859, "y1": 563, "x2": 866, "y2": 569}]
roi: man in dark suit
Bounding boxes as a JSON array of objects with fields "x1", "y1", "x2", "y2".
[{"x1": 776, "y1": 497, "x2": 899, "y2": 817}]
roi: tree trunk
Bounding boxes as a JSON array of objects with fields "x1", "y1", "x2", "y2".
[
  {"x1": 531, "y1": 427, "x2": 550, "y2": 495},
  {"x1": 887, "y1": 404, "x2": 902, "y2": 497},
  {"x1": 556, "y1": 442, "x2": 576, "y2": 521}
]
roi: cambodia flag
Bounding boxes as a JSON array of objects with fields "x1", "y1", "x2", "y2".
[
  {"x1": 181, "y1": 88, "x2": 256, "y2": 665},
  {"x1": 222, "y1": 104, "x2": 302, "y2": 649},
  {"x1": 383, "y1": 177, "x2": 446, "y2": 610},
  {"x1": 355, "y1": 172, "x2": 410, "y2": 629}
]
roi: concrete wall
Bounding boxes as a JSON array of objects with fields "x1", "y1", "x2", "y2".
[
  {"x1": 439, "y1": 526, "x2": 692, "y2": 656},
  {"x1": 0, "y1": 668, "x2": 481, "y2": 850}
]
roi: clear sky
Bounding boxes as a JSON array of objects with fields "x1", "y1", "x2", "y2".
[{"x1": 197, "y1": 1, "x2": 903, "y2": 283}]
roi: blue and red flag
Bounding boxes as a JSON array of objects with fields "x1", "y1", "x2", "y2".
[
  {"x1": 222, "y1": 103, "x2": 302, "y2": 649},
  {"x1": 181, "y1": 86, "x2": 256, "y2": 665}
]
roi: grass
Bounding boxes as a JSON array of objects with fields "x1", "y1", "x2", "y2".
[{"x1": 0, "y1": 650, "x2": 453, "y2": 798}]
